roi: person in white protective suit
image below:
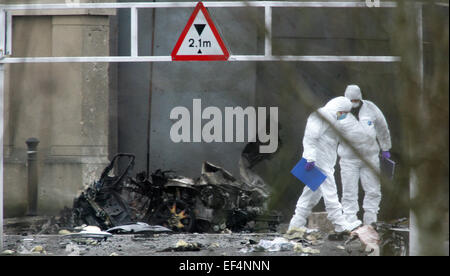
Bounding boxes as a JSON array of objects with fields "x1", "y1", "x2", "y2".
[
  {"x1": 288, "y1": 96, "x2": 362, "y2": 233},
  {"x1": 338, "y1": 84, "x2": 392, "y2": 225}
]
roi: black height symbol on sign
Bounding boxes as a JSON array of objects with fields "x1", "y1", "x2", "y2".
[{"x1": 194, "y1": 24, "x2": 206, "y2": 35}]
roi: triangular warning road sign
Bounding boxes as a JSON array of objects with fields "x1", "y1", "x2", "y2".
[{"x1": 171, "y1": 2, "x2": 230, "y2": 61}]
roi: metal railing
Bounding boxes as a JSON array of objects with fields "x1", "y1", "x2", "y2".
[{"x1": 0, "y1": 1, "x2": 403, "y2": 63}]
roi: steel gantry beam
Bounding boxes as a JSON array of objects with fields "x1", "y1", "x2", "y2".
[{"x1": 1, "y1": 1, "x2": 403, "y2": 63}]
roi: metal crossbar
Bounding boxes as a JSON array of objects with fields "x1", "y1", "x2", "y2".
[
  {"x1": 1, "y1": 1, "x2": 403, "y2": 63},
  {"x1": 0, "y1": 1, "x2": 399, "y2": 9}
]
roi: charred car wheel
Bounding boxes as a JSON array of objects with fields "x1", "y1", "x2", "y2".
[{"x1": 150, "y1": 200, "x2": 195, "y2": 232}]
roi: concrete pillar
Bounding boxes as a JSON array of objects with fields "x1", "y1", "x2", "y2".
[
  {"x1": 38, "y1": 15, "x2": 111, "y2": 214},
  {"x1": 4, "y1": 14, "x2": 112, "y2": 216}
]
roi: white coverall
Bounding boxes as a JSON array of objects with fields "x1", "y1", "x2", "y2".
[
  {"x1": 338, "y1": 85, "x2": 392, "y2": 225},
  {"x1": 288, "y1": 97, "x2": 361, "y2": 232}
]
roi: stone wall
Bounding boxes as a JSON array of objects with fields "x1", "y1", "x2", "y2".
[{"x1": 2, "y1": 1, "x2": 114, "y2": 216}]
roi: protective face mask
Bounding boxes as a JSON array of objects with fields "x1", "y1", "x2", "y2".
[
  {"x1": 352, "y1": 101, "x2": 361, "y2": 108},
  {"x1": 337, "y1": 113, "x2": 347, "y2": 120}
]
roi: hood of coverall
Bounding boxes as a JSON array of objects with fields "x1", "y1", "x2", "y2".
[
  {"x1": 344, "y1": 85, "x2": 363, "y2": 101},
  {"x1": 319, "y1": 96, "x2": 353, "y2": 121}
]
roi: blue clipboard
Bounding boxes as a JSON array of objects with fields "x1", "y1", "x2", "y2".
[{"x1": 291, "y1": 158, "x2": 327, "y2": 191}]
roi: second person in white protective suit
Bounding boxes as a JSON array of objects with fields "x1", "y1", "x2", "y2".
[
  {"x1": 288, "y1": 96, "x2": 362, "y2": 233},
  {"x1": 338, "y1": 84, "x2": 392, "y2": 225}
]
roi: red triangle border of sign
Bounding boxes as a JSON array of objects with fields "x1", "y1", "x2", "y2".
[{"x1": 171, "y1": 2, "x2": 230, "y2": 61}]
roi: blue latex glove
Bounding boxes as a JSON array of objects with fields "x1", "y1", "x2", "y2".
[
  {"x1": 305, "y1": 161, "x2": 315, "y2": 171},
  {"x1": 381, "y1": 151, "x2": 391, "y2": 159}
]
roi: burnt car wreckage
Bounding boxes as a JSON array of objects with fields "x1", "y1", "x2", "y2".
[{"x1": 69, "y1": 152, "x2": 281, "y2": 233}]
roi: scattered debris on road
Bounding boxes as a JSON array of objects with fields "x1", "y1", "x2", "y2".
[
  {"x1": 343, "y1": 218, "x2": 410, "y2": 256},
  {"x1": 63, "y1": 225, "x2": 112, "y2": 241},
  {"x1": 239, "y1": 234, "x2": 322, "y2": 255},
  {"x1": 160, "y1": 239, "x2": 204, "y2": 252},
  {"x1": 345, "y1": 225, "x2": 380, "y2": 256},
  {"x1": 377, "y1": 218, "x2": 410, "y2": 256},
  {"x1": 106, "y1": 222, "x2": 172, "y2": 234}
]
